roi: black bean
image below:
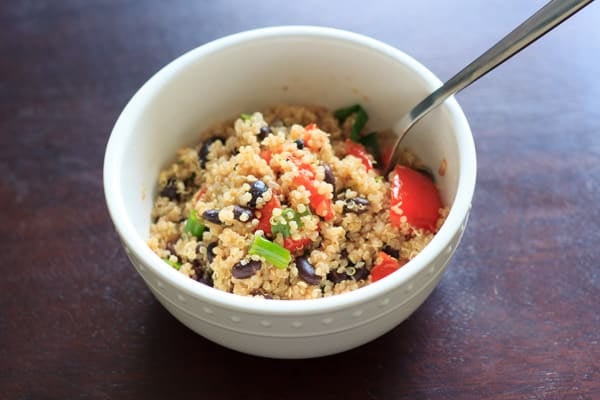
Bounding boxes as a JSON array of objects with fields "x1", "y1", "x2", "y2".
[
  {"x1": 321, "y1": 162, "x2": 335, "y2": 193},
  {"x1": 183, "y1": 173, "x2": 196, "y2": 188},
  {"x1": 191, "y1": 260, "x2": 213, "y2": 286},
  {"x1": 248, "y1": 179, "x2": 268, "y2": 208},
  {"x1": 206, "y1": 242, "x2": 217, "y2": 264},
  {"x1": 159, "y1": 178, "x2": 180, "y2": 201},
  {"x1": 166, "y1": 242, "x2": 180, "y2": 261},
  {"x1": 232, "y1": 205, "x2": 254, "y2": 222},
  {"x1": 199, "y1": 271, "x2": 214, "y2": 286},
  {"x1": 296, "y1": 256, "x2": 321, "y2": 285},
  {"x1": 327, "y1": 269, "x2": 350, "y2": 284},
  {"x1": 198, "y1": 136, "x2": 225, "y2": 167},
  {"x1": 231, "y1": 259, "x2": 262, "y2": 279},
  {"x1": 294, "y1": 139, "x2": 305, "y2": 149},
  {"x1": 382, "y1": 245, "x2": 400, "y2": 259},
  {"x1": 343, "y1": 196, "x2": 370, "y2": 214},
  {"x1": 202, "y1": 209, "x2": 221, "y2": 224},
  {"x1": 327, "y1": 265, "x2": 369, "y2": 283},
  {"x1": 258, "y1": 125, "x2": 271, "y2": 141},
  {"x1": 197, "y1": 274, "x2": 214, "y2": 287},
  {"x1": 353, "y1": 267, "x2": 369, "y2": 281},
  {"x1": 340, "y1": 249, "x2": 348, "y2": 259},
  {"x1": 191, "y1": 258, "x2": 203, "y2": 274}
]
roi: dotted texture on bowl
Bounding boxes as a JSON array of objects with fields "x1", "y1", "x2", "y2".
[{"x1": 121, "y1": 231, "x2": 458, "y2": 339}]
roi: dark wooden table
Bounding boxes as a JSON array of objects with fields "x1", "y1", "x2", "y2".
[{"x1": 2, "y1": 1, "x2": 599, "y2": 399}]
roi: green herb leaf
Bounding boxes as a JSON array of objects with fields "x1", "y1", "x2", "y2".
[
  {"x1": 334, "y1": 104, "x2": 361, "y2": 123},
  {"x1": 271, "y1": 222, "x2": 290, "y2": 239},
  {"x1": 350, "y1": 108, "x2": 368, "y2": 142},
  {"x1": 184, "y1": 209, "x2": 205, "y2": 238},
  {"x1": 164, "y1": 258, "x2": 181, "y2": 270},
  {"x1": 270, "y1": 207, "x2": 311, "y2": 239},
  {"x1": 241, "y1": 113, "x2": 252, "y2": 121},
  {"x1": 334, "y1": 104, "x2": 370, "y2": 142},
  {"x1": 249, "y1": 235, "x2": 291, "y2": 269},
  {"x1": 358, "y1": 131, "x2": 380, "y2": 163}
]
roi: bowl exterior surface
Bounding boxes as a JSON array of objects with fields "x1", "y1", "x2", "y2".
[
  {"x1": 104, "y1": 26, "x2": 476, "y2": 358},
  {"x1": 121, "y1": 221, "x2": 467, "y2": 358}
]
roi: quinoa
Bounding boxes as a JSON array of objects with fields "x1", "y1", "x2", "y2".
[{"x1": 148, "y1": 105, "x2": 447, "y2": 300}]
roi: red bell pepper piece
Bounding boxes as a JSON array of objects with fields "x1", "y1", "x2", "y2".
[
  {"x1": 260, "y1": 149, "x2": 272, "y2": 164},
  {"x1": 345, "y1": 140, "x2": 374, "y2": 172},
  {"x1": 194, "y1": 187, "x2": 207, "y2": 202},
  {"x1": 257, "y1": 195, "x2": 281, "y2": 236},
  {"x1": 293, "y1": 172, "x2": 334, "y2": 221},
  {"x1": 300, "y1": 123, "x2": 322, "y2": 152},
  {"x1": 371, "y1": 252, "x2": 407, "y2": 282},
  {"x1": 283, "y1": 237, "x2": 313, "y2": 253},
  {"x1": 292, "y1": 158, "x2": 315, "y2": 178},
  {"x1": 288, "y1": 156, "x2": 334, "y2": 221},
  {"x1": 390, "y1": 165, "x2": 442, "y2": 232}
]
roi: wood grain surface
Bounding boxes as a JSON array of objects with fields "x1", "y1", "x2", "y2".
[{"x1": 1, "y1": 1, "x2": 599, "y2": 399}]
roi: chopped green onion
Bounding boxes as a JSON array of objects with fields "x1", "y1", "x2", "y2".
[
  {"x1": 375, "y1": 175, "x2": 384, "y2": 183},
  {"x1": 297, "y1": 208, "x2": 311, "y2": 219},
  {"x1": 271, "y1": 222, "x2": 290, "y2": 239},
  {"x1": 249, "y1": 235, "x2": 291, "y2": 269},
  {"x1": 270, "y1": 207, "x2": 311, "y2": 239},
  {"x1": 358, "y1": 131, "x2": 380, "y2": 162},
  {"x1": 241, "y1": 113, "x2": 252, "y2": 121},
  {"x1": 184, "y1": 209, "x2": 205, "y2": 238},
  {"x1": 350, "y1": 107, "x2": 368, "y2": 142},
  {"x1": 282, "y1": 208, "x2": 296, "y2": 220},
  {"x1": 334, "y1": 104, "x2": 361, "y2": 123},
  {"x1": 287, "y1": 207, "x2": 311, "y2": 222},
  {"x1": 164, "y1": 258, "x2": 181, "y2": 270}
]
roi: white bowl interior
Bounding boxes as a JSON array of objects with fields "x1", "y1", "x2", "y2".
[{"x1": 111, "y1": 31, "x2": 458, "y2": 236}]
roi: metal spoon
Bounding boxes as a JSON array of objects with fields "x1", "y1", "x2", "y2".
[{"x1": 384, "y1": 0, "x2": 594, "y2": 175}]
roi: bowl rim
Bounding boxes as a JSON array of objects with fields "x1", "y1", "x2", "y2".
[{"x1": 103, "y1": 25, "x2": 476, "y2": 316}]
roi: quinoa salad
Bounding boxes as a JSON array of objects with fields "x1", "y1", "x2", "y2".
[{"x1": 148, "y1": 104, "x2": 447, "y2": 300}]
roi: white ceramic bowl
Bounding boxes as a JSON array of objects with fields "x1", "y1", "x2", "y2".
[{"x1": 103, "y1": 26, "x2": 476, "y2": 359}]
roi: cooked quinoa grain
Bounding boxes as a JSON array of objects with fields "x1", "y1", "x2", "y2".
[{"x1": 148, "y1": 105, "x2": 447, "y2": 299}]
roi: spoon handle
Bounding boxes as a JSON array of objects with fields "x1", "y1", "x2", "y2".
[{"x1": 386, "y1": 0, "x2": 594, "y2": 174}]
